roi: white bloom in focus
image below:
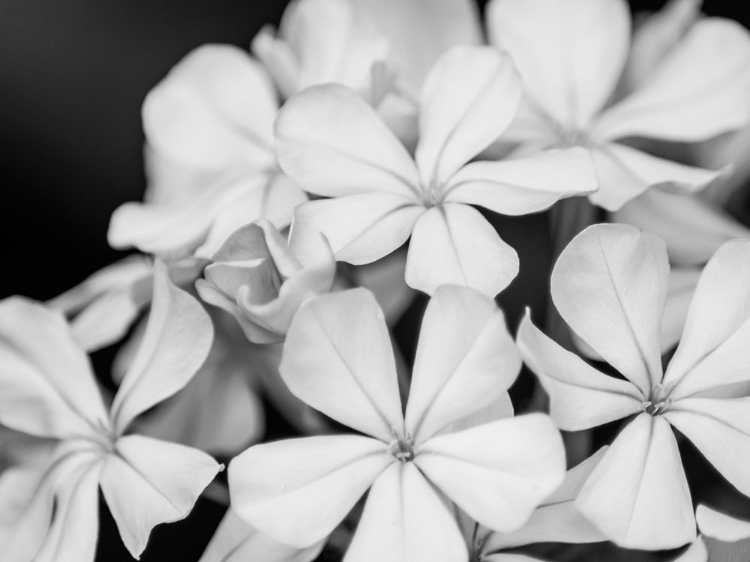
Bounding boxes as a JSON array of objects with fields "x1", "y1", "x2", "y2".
[
  {"x1": 0, "y1": 262, "x2": 222, "y2": 561},
  {"x1": 229, "y1": 286, "x2": 566, "y2": 561},
  {"x1": 278, "y1": 45, "x2": 598, "y2": 297},
  {"x1": 486, "y1": 0, "x2": 750, "y2": 211},
  {"x1": 517, "y1": 224, "x2": 750, "y2": 549}
]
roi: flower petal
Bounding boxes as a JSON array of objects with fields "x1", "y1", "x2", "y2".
[
  {"x1": 661, "y1": 267, "x2": 702, "y2": 352},
  {"x1": 696, "y1": 504, "x2": 750, "y2": 542},
  {"x1": 576, "y1": 413, "x2": 695, "y2": 549},
  {"x1": 100, "y1": 435, "x2": 222, "y2": 559},
  {"x1": 143, "y1": 44, "x2": 277, "y2": 171},
  {"x1": 345, "y1": 461, "x2": 467, "y2": 562},
  {"x1": 517, "y1": 311, "x2": 644, "y2": 431},
  {"x1": 110, "y1": 261, "x2": 214, "y2": 434},
  {"x1": 486, "y1": 0, "x2": 630, "y2": 129},
  {"x1": 199, "y1": 509, "x2": 324, "y2": 562},
  {"x1": 589, "y1": 143, "x2": 723, "y2": 212},
  {"x1": 662, "y1": 240, "x2": 750, "y2": 398},
  {"x1": 665, "y1": 398, "x2": 750, "y2": 497},
  {"x1": 0, "y1": 297, "x2": 108, "y2": 439},
  {"x1": 444, "y1": 147, "x2": 598, "y2": 215},
  {"x1": 405, "y1": 204, "x2": 519, "y2": 296},
  {"x1": 276, "y1": 84, "x2": 420, "y2": 199},
  {"x1": 593, "y1": 19, "x2": 750, "y2": 143},
  {"x1": 229, "y1": 435, "x2": 390, "y2": 548},
  {"x1": 415, "y1": 46, "x2": 522, "y2": 186},
  {"x1": 280, "y1": 288, "x2": 404, "y2": 441},
  {"x1": 416, "y1": 414, "x2": 565, "y2": 533},
  {"x1": 404, "y1": 285, "x2": 520, "y2": 444},
  {"x1": 290, "y1": 194, "x2": 424, "y2": 265},
  {"x1": 552, "y1": 224, "x2": 668, "y2": 394}
]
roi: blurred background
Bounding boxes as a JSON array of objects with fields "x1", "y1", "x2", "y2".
[{"x1": 1, "y1": 0, "x2": 749, "y2": 560}]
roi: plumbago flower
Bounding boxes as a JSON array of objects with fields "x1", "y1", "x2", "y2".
[
  {"x1": 517, "y1": 224, "x2": 750, "y2": 549},
  {"x1": 229, "y1": 286, "x2": 566, "y2": 560},
  {"x1": 486, "y1": 0, "x2": 750, "y2": 211},
  {"x1": 278, "y1": 45, "x2": 598, "y2": 297},
  {"x1": 196, "y1": 220, "x2": 336, "y2": 344},
  {"x1": 0, "y1": 262, "x2": 222, "y2": 560}
]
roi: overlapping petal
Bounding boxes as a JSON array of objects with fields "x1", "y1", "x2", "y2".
[
  {"x1": 280, "y1": 289, "x2": 404, "y2": 441},
  {"x1": 405, "y1": 285, "x2": 520, "y2": 443}
]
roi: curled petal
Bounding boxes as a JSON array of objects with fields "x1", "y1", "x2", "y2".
[{"x1": 696, "y1": 504, "x2": 750, "y2": 542}]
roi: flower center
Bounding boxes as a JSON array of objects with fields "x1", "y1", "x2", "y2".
[
  {"x1": 641, "y1": 384, "x2": 673, "y2": 416},
  {"x1": 421, "y1": 178, "x2": 444, "y2": 208},
  {"x1": 555, "y1": 125, "x2": 590, "y2": 148},
  {"x1": 388, "y1": 436, "x2": 415, "y2": 463}
]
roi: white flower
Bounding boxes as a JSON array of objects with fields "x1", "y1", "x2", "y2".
[
  {"x1": 517, "y1": 224, "x2": 750, "y2": 549},
  {"x1": 486, "y1": 0, "x2": 750, "y2": 211},
  {"x1": 0, "y1": 262, "x2": 222, "y2": 560},
  {"x1": 278, "y1": 45, "x2": 598, "y2": 297},
  {"x1": 229, "y1": 286, "x2": 565, "y2": 561}
]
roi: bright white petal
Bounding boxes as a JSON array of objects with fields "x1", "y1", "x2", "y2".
[
  {"x1": 696, "y1": 504, "x2": 750, "y2": 542},
  {"x1": 280, "y1": 289, "x2": 404, "y2": 440},
  {"x1": 344, "y1": 462, "x2": 467, "y2": 562},
  {"x1": 665, "y1": 398, "x2": 750, "y2": 497},
  {"x1": 199, "y1": 508, "x2": 324, "y2": 562},
  {"x1": 445, "y1": 147, "x2": 598, "y2": 215},
  {"x1": 276, "y1": 84, "x2": 420, "y2": 199},
  {"x1": 551, "y1": 224, "x2": 667, "y2": 395},
  {"x1": 593, "y1": 19, "x2": 750, "y2": 143},
  {"x1": 613, "y1": 188, "x2": 750, "y2": 267},
  {"x1": 100, "y1": 435, "x2": 221, "y2": 559},
  {"x1": 589, "y1": 143, "x2": 723, "y2": 212},
  {"x1": 517, "y1": 312, "x2": 644, "y2": 431},
  {"x1": 111, "y1": 261, "x2": 214, "y2": 434},
  {"x1": 0, "y1": 297, "x2": 108, "y2": 439},
  {"x1": 415, "y1": 46, "x2": 522, "y2": 186},
  {"x1": 289, "y1": 194, "x2": 424, "y2": 266},
  {"x1": 661, "y1": 267, "x2": 702, "y2": 352},
  {"x1": 416, "y1": 414, "x2": 565, "y2": 533},
  {"x1": 405, "y1": 285, "x2": 520, "y2": 443},
  {"x1": 576, "y1": 414, "x2": 695, "y2": 549},
  {"x1": 486, "y1": 0, "x2": 630, "y2": 129},
  {"x1": 229, "y1": 435, "x2": 390, "y2": 548},
  {"x1": 405, "y1": 204, "x2": 519, "y2": 296},
  {"x1": 664, "y1": 240, "x2": 750, "y2": 398},
  {"x1": 143, "y1": 44, "x2": 277, "y2": 170}
]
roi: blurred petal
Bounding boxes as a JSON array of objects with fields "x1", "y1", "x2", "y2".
[
  {"x1": 290, "y1": 194, "x2": 424, "y2": 266},
  {"x1": 111, "y1": 261, "x2": 214, "y2": 434},
  {"x1": 344, "y1": 462, "x2": 467, "y2": 562},
  {"x1": 613, "y1": 188, "x2": 750, "y2": 267},
  {"x1": 251, "y1": 25, "x2": 300, "y2": 99},
  {"x1": 405, "y1": 204, "x2": 519, "y2": 296},
  {"x1": 199, "y1": 509, "x2": 324, "y2": 562},
  {"x1": 444, "y1": 147, "x2": 598, "y2": 215},
  {"x1": 229, "y1": 435, "x2": 390, "y2": 548},
  {"x1": 589, "y1": 143, "x2": 722, "y2": 212},
  {"x1": 593, "y1": 19, "x2": 750, "y2": 142},
  {"x1": 415, "y1": 46, "x2": 522, "y2": 186},
  {"x1": 416, "y1": 415, "x2": 565, "y2": 533},
  {"x1": 143, "y1": 44, "x2": 277, "y2": 171},
  {"x1": 661, "y1": 267, "x2": 701, "y2": 352},
  {"x1": 664, "y1": 240, "x2": 750, "y2": 398},
  {"x1": 576, "y1": 414, "x2": 695, "y2": 549},
  {"x1": 352, "y1": 248, "x2": 416, "y2": 325},
  {"x1": 405, "y1": 285, "x2": 520, "y2": 443},
  {"x1": 276, "y1": 84, "x2": 420, "y2": 199},
  {"x1": 445, "y1": 392, "x2": 514, "y2": 435},
  {"x1": 517, "y1": 312, "x2": 644, "y2": 431},
  {"x1": 280, "y1": 289, "x2": 404, "y2": 441},
  {"x1": 0, "y1": 297, "x2": 108, "y2": 439},
  {"x1": 486, "y1": 0, "x2": 630, "y2": 129},
  {"x1": 665, "y1": 398, "x2": 750, "y2": 496},
  {"x1": 696, "y1": 505, "x2": 750, "y2": 542},
  {"x1": 552, "y1": 224, "x2": 667, "y2": 395},
  {"x1": 101, "y1": 435, "x2": 222, "y2": 559}
]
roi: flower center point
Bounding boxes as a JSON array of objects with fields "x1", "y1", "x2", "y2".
[
  {"x1": 642, "y1": 384, "x2": 673, "y2": 416},
  {"x1": 389, "y1": 437, "x2": 415, "y2": 463}
]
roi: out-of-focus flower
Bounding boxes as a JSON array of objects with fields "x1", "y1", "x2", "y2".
[
  {"x1": 108, "y1": 45, "x2": 308, "y2": 259},
  {"x1": 695, "y1": 505, "x2": 750, "y2": 560},
  {"x1": 518, "y1": 224, "x2": 750, "y2": 549},
  {"x1": 196, "y1": 220, "x2": 335, "y2": 343},
  {"x1": 229, "y1": 286, "x2": 565, "y2": 559},
  {"x1": 473, "y1": 447, "x2": 607, "y2": 561},
  {"x1": 278, "y1": 45, "x2": 597, "y2": 297},
  {"x1": 0, "y1": 262, "x2": 222, "y2": 561},
  {"x1": 486, "y1": 0, "x2": 750, "y2": 211}
]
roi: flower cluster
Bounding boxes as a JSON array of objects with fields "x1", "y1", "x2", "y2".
[{"x1": 4, "y1": 0, "x2": 750, "y2": 561}]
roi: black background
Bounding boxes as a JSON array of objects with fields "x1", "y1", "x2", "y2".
[{"x1": 1, "y1": 1, "x2": 749, "y2": 560}]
